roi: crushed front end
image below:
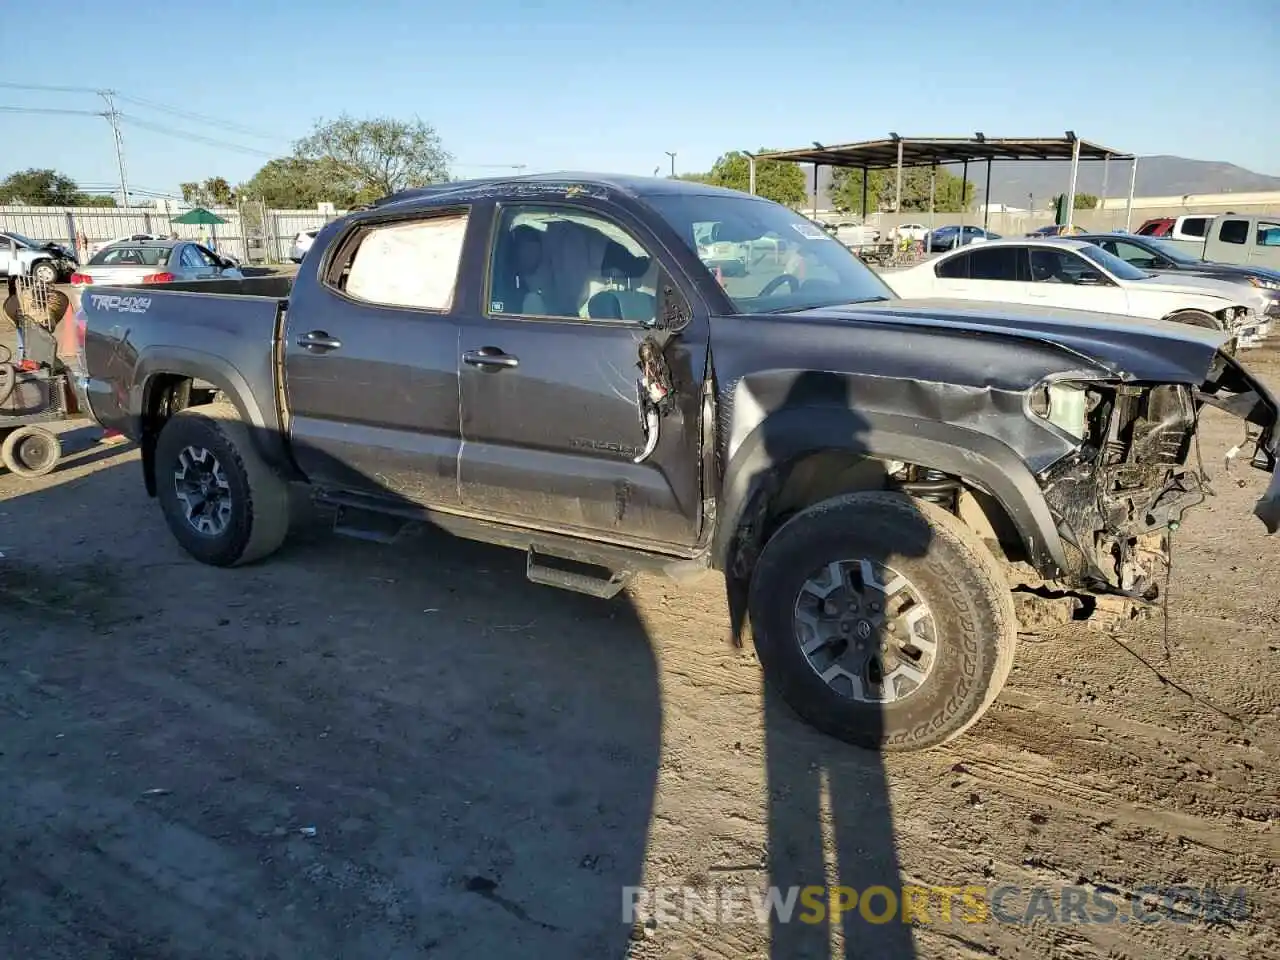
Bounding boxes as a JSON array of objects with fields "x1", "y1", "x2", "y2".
[{"x1": 1030, "y1": 350, "x2": 1278, "y2": 616}]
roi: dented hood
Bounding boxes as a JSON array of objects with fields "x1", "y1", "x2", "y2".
[{"x1": 803, "y1": 297, "x2": 1233, "y2": 384}]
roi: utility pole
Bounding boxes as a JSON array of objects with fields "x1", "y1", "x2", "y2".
[
  {"x1": 664, "y1": 151, "x2": 676, "y2": 177},
  {"x1": 99, "y1": 90, "x2": 129, "y2": 207}
]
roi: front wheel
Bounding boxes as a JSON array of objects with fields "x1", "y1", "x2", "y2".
[
  {"x1": 154, "y1": 402, "x2": 291, "y2": 566},
  {"x1": 748, "y1": 491, "x2": 1017, "y2": 751},
  {"x1": 31, "y1": 261, "x2": 59, "y2": 285}
]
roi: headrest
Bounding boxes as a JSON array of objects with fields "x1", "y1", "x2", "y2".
[{"x1": 601, "y1": 240, "x2": 649, "y2": 280}]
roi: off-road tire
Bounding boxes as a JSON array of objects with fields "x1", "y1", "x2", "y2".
[
  {"x1": 1, "y1": 425, "x2": 62, "y2": 478},
  {"x1": 154, "y1": 402, "x2": 291, "y2": 566},
  {"x1": 748, "y1": 491, "x2": 1017, "y2": 751}
]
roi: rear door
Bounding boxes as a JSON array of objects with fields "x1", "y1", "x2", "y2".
[
  {"x1": 1250, "y1": 219, "x2": 1280, "y2": 269},
  {"x1": 932, "y1": 245, "x2": 1030, "y2": 303},
  {"x1": 282, "y1": 206, "x2": 474, "y2": 508},
  {"x1": 455, "y1": 198, "x2": 707, "y2": 549},
  {"x1": 0, "y1": 236, "x2": 15, "y2": 276}
]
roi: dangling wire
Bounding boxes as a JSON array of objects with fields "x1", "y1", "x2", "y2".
[{"x1": 1161, "y1": 523, "x2": 1176, "y2": 663}]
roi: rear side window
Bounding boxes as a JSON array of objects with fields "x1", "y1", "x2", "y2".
[
  {"x1": 339, "y1": 212, "x2": 469, "y2": 311},
  {"x1": 1218, "y1": 220, "x2": 1249, "y2": 245},
  {"x1": 966, "y1": 246, "x2": 1023, "y2": 281},
  {"x1": 1180, "y1": 217, "x2": 1211, "y2": 238},
  {"x1": 935, "y1": 252, "x2": 969, "y2": 279}
]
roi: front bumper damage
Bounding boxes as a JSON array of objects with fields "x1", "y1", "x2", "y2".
[{"x1": 1034, "y1": 349, "x2": 1277, "y2": 611}]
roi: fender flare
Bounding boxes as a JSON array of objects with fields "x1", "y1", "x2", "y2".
[
  {"x1": 712, "y1": 405, "x2": 1069, "y2": 578},
  {"x1": 134, "y1": 346, "x2": 296, "y2": 491}
]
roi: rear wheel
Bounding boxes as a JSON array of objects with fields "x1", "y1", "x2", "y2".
[
  {"x1": 748, "y1": 491, "x2": 1017, "y2": 751},
  {"x1": 1, "y1": 425, "x2": 61, "y2": 478},
  {"x1": 154, "y1": 402, "x2": 291, "y2": 566}
]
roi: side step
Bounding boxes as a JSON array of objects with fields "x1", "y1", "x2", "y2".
[
  {"x1": 526, "y1": 548, "x2": 632, "y2": 599},
  {"x1": 331, "y1": 503, "x2": 411, "y2": 544}
]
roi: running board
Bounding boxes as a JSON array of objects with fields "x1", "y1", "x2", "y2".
[{"x1": 526, "y1": 548, "x2": 632, "y2": 599}]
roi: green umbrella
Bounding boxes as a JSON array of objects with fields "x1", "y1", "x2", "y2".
[{"x1": 171, "y1": 206, "x2": 229, "y2": 249}]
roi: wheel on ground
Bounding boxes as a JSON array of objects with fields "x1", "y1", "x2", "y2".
[
  {"x1": 154, "y1": 402, "x2": 291, "y2": 566},
  {"x1": 31, "y1": 261, "x2": 59, "y2": 285},
  {"x1": 1, "y1": 425, "x2": 62, "y2": 477},
  {"x1": 748, "y1": 491, "x2": 1017, "y2": 751}
]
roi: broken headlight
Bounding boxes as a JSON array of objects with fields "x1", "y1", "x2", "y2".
[{"x1": 1029, "y1": 381, "x2": 1090, "y2": 441}]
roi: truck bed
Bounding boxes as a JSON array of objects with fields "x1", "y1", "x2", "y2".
[{"x1": 76, "y1": 275, "x2": 291, "y2": 445}]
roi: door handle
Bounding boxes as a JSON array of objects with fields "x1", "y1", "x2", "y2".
[
  {"x1": 463, "y1": 347, "x2": 519, "y2": 370},
  {"x1": 297, "y1": 330, "x2": 342, "y2": 352}
]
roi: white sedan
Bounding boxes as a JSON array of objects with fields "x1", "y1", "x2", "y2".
[{"x1": 887, "y1": 238, "x2": 1269, "y2": 344}]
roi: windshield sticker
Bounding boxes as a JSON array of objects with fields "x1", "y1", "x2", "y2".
[{"x1": 791, "y1": 221, "x2": 827, "y2": 240}]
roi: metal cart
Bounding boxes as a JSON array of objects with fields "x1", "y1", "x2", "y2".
[{"x1": 1, "y1": 276, "x2": 73, "y2": 478}]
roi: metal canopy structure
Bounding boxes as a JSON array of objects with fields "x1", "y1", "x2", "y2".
[{"x1": 751, "y1": 134, "x2": 1140, "y2": 234}]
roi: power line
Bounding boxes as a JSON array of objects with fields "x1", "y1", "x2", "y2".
[
  {"x1": 0, "y1": 80, "x2": 100, "y2": 94},
  {"x1": 0, "y1": 105, "x2": 105, "y2": 117},
  {"x1": 112, "y1": 92, "x2": 282, "y2": 142},
  {"x1": 118, "y1": 114, "x2": 277, "y2": 158}
]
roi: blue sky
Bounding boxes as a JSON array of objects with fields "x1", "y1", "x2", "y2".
[{"x1": 2, "y1": 0, "x2": 1277, "y2": 200}]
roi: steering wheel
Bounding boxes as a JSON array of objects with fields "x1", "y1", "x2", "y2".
[{"x1": 757, "y1": 273, "x2": 801, "y2": 298}]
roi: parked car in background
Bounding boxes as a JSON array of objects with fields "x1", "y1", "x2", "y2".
[
  {"x1": 0, "y1": 230, "x2": 78, "y2": 283},
  {"x1": 923, "y1": 225, "x2": 999, "y2": 251},
  {"x1": 1075, "y1": 233, "x2": 1280, "y2": 330},
  {"x1": 69, "y1": 239, "x2": 243, "y2": 287},
  {"x1": 1136, "y1": 214, "x2": 1216, "y2": 244},
  {"x1": 833, "y1": 221, "x2": 881, "y2": 246},
  {"x1": 1149, "y1": 213, "x2": 1280, "y2": 270},
  {"x1": 1026, "y1": 224, "x2": 1087, "y2": 238},
  {"x1": 290, "y1": 229, "x2": 319, "y2": 263},
  {"x1": 886, "y1": 238, "x2": 1268, "y2": 346},
  {"x1": 892, "y1": 223, "x2": 929, "y2": 242}
]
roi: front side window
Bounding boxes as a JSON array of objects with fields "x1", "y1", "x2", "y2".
[
  {"x1": 648, "y1": 192, "x2": 893, "y2": 314},
  {"x1": 488, "y1": 204, "x2": 657, "y2": 324},
  {"x1": 1256, "y1": 221, "x2": 1280, "y2": 247},
  {"x1": 179, "y1": 246, "x2": 204, "y2": 268},
  {"x1": 343, "y1": 212, "x2": 469, "y2": 311},
  {"x1": 1030, "y1": 248, "x2": 1109, "y2": 284}
]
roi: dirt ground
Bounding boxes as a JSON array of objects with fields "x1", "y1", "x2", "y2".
[{"x1": 1, "y1": 344, "x2": 1277, "y2": 960}]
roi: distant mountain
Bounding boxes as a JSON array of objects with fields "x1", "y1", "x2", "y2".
[{"x1": 804, "y1": 155, "x2": 1280, "y2": 211}]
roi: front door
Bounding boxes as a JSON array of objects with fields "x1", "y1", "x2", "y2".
[
  {"x1": 0, "y1": 237, "x2": 15, "y2": 277},
  {"x1": 282, "y1": 207, "x2": 473, "y2": 509},
  {"x1": 1027, "y1": 247, "x2": 1130, "y2": 314},
  {"x1": 456, "y1": 200, "x2": 706, "y2": 550}
]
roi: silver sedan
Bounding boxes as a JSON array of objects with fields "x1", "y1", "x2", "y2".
[{"x1": 70, "y1": 239, "x2": 243, "y2": 287}]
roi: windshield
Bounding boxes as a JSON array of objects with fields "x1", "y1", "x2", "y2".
[
  {"x1": 1140, "y1": 237, "x2": 1198, "y2": 264},
  {"x1": 88, "y1": 245, "x2": 172, "y2": 267},
  {"x1": 647, "y1": 193, "x2": 893, "y2": 313},
  {"x1": 1075, "y1": 243, "x2": 1151, "y2": 281},
  {"x1": 3, "y1": 231, "x2": 42, "y2": 249}
]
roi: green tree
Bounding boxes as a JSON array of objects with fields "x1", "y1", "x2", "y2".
[
  {"x1": 830, "y1": 168, "x2": 889, "y2": 213},
  {"x1": 180, "y1": 177, "x2": 237, "y2": 206},
  {"x1": 238, "y1": 156, "x2": 361, "y2": 209},
  {"x1": 295, "y1": 115, "x2": 452, "y2": 201},
  {"x1": 695, "y1": 150, "x2": 806, "y2": 206},
  {"x1": 1050, "y1": 192, "x2": 1099, "y2": 210},
  {"x1": 831, "y1": 166, "x2": 975, "y2": 214},
  {"x1": 0, "y1": 168, "x2": 81, "y2": 205},
  {"x1": 73, "y1": 193, "x2": 117, "y2": 207}
]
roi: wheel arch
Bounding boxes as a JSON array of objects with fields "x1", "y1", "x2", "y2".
[
  {"x1": 136, "y1": 348, "x2": 296, "y2": 496},
  {"x1": 713, "y1": 405, "x2": 1069, "y2": 580}
]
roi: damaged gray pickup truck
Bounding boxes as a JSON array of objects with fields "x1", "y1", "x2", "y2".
[{"x1": 73, "y1": 174, "x2": 1280, "y2": 751}]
